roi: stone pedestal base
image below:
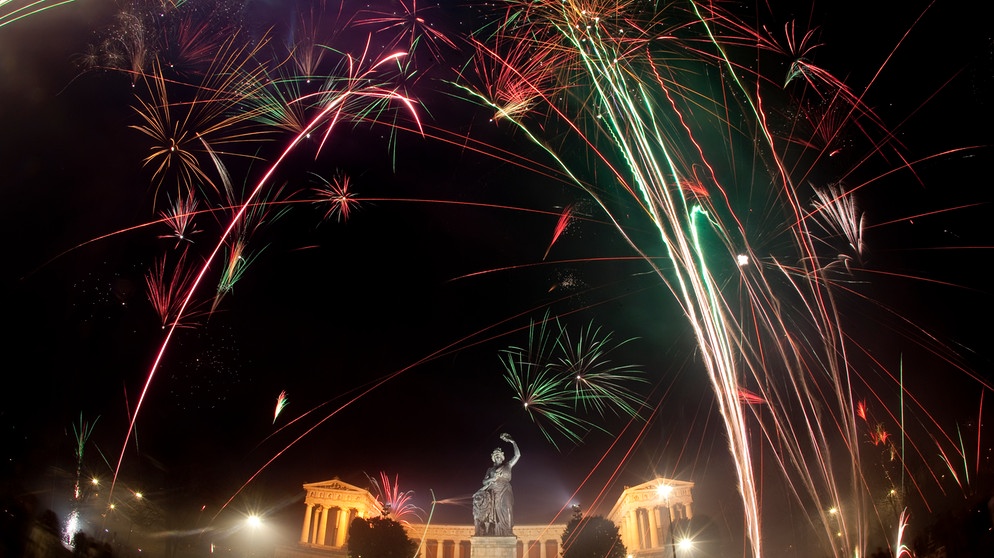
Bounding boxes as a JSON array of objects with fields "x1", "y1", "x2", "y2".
[{"x1": 471, "y1": 536, "x2": 517, "y2": 558}]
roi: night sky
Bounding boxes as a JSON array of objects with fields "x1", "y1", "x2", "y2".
[{"x1": 2, "y1": 1, "x2": 993, "y2": 556}]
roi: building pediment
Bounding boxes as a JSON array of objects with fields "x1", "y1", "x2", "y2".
[
  {"x1": 625, "y1": 477, "x2": 694, "y2": 494},
  {"x1": 607, "y1": 477, "x2": 694, "y2": 520},
  {"x1": 303, "y1": 478, "x2": 381, "y2": 513},
  {"x1": 304, "y1": 479, "x2": 368, "y2": 494}
]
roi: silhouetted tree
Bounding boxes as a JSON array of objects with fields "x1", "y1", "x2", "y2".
[
  {"x1": 72, "y1": 532, "x2": 91, "y2": 557},
  {"x1": 561, "y1": 514, "x2": 626, "y2": 558},
  {"x1": 346, "y1": 516, "x2": 417, "y2": 558},
  {"x1": 37, "y1": 510, "x2": 61, "y2": 536},
  {"x1": 0, "y1": 493, "x2": 34, "y2": 557}
]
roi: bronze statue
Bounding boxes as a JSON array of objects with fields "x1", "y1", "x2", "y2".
[{"x1": 472, "y1": 433, "x2": 520, "y2": 536}]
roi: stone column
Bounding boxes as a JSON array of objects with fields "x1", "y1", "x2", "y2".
[
  {"x1": 648, "y1": 506, "x2": 659, "y2": 549},
  {"x1": 301, "y1": 503, "x2": 314, "y2": 544},
  {"x1": 317, "y1": 507, "x2": 329, "y2": 546},
  {"x1": 632, "y1": 509, "x2": 641, "y2": 550},
  {"x1": 623, "y1": 510, "x2": 635, "y2": 551},
  {"x1": 335, "y1": 508, "x2": 350, "y2": 547}
]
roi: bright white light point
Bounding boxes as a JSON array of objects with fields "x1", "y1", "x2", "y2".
[
  {"x1": 656, "y1": 484, "x2": 673, "y2": 499},
  {"x1": 677, "y1": 538, "x2": 694, "y2": 551},
  {"x1": 247, "y1": 515, "x2": 262, "y2": 528},
  {"x1": 736, "y1": 254, "x2": 749, "y2": 266}
]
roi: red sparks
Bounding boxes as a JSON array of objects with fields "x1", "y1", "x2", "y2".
[
  {"x1": 680, "y1": 178, "x2": 709, "y2": 198},
  {"x1": 543, "y1": 204, "x2": 574, "y2": 260},
  {"x1": 351, "y1": 0, "x2": 458, "y2": 63},
  {"x1": 313, "y1": 172, "x2": 360, "y2": 223},
  {"x1": 738, "y1": 387, "x2": 766, "y2": 405},
  {"x1": 145, "y1": 248, "x2": 203, "y2": 329}
]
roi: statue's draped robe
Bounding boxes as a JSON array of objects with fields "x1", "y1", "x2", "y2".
[{"x1": 473, "y1": 462, "x2": 513, "y2": 536}]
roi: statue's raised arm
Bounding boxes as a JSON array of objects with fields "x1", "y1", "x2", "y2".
[{"x1": 499, "y1": 433, "x2": 521, "y2": 468}]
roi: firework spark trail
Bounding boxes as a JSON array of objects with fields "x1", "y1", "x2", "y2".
[
  {"x1": 458, "y1": 6, "x2": 764, "y2": 551},
  {"x1": 109, "y1": 46, "x2": 422, "y2": 503},
  {"x1": 499, "y1": 309, "x2": 649, "y2": 449},
  {"x1": 130, "y1": 33, "x2": 275, "y2": 201},
  {"x1": 367, "y1": 471, "x2": 425, "y2": 523},
  {"x1": 543, "y1": 6, "x2": 763, "y2": 555},
  {"x1": 274, "y1": 390, "x2": 289, "y2": 423},
  {"x1": 235, "y1": 267, "x2": 654, "y2": 515},
  {"x1": 159, "y1": 194, "x2": 202, "y2": 247},
  {"x1": 543, "y1": 204, "x2": 574, "y2": 260},
  {"x1": 145, "y1": 247, "x2": 204, "y2": 329},
  {"x1": 0, "y1": 0, "x2": 75, "y2": 29},
  {"x1": 312, "y1": 171, "x2": 361, "y2": 222},
  {"x1": 34, "y1": 2, "x2": 984, "y2": 552},
  {"x1": 65, "y1": 414, "x2": 98, "y2": 547},
  {"x1": 351, "y1": 0, "x2": 459, "y2": 64},
  {"x1": 448, "y1": 0, "x2": 980, "y2": 555},
  {"x1": 30, "y1": 191, "x2": 597, "y2": 283}
]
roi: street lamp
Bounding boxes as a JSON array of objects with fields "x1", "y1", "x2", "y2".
[
  {"x1": 656, "y1": 485, "x2": 676, "y2": 558},
  {"x1": 243, "y1": 513, "x2": 267, "y2": 558}
]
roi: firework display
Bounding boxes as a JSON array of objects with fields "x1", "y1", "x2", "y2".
[{"x1": 2, "y1": 1, "x2": 991, "y2": 557}]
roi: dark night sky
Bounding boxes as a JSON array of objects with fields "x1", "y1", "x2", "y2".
[{"x1": 2, "y1": 0, "x2": 993, "y2": 556}]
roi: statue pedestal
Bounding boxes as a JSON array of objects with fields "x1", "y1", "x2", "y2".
[{"x1": 471, "y1": 536, "x2": 516, "y2": 558}]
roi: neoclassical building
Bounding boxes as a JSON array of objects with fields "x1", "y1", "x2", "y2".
[{"x1": 275, "y1": 477, "x2": 693, "y2": 558}]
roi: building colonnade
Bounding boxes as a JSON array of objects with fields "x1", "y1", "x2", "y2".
[
  {"x1": 300, "y1": 502, "x2": 359, "y2": 547},
  {"x1": 607, "y1": 479, "x2": 695, "y2": 555},
  {"x1": 296, "y1": 479, "x2": 382, "y2": 550},
  {"x1": 280, "y1": 476, "x2": 694, "y2": 558},
  {"x1": 416, "y1": 526, "x2": 560, "y2": 558}
]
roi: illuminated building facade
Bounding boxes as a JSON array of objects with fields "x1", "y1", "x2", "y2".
[{"x1": 275, "y1": 477, "x2": 693, "y2": 558}]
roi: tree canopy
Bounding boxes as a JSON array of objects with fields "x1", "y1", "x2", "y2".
[
  {"x1": 347, "y1": 516, "x2": 418, "y2": 558},
  {"x1": 561, "y1": 514, "x2": 627, "y2": 558}
]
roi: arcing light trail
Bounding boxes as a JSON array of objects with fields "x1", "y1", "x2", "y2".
[
  {"x1": 223, "y1": 269, "x2": 654, "y2": 517},
  {"x1": 0, "y1": 0, "x2": 75, "y2": 29},
  {"x1": 31, "y1": 1, "x2": 989, "y2": 554},
  {"x1": 447, "y1": 0, "x2": 988, "y2": 555},
  {"x1": 107, "y1": 46, "x2": 422, "y2": 504},
  {"x1": 459, "y1": 3, "x2": 768, "y2": 552}
]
